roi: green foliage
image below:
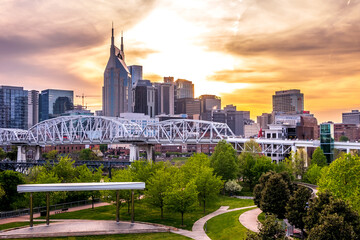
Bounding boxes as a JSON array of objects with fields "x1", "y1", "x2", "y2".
[
  {"x1": 0, "y1": 170, "x2": 26, "y2": 211},
  {"x1": 285, "y1": 186, "x2": 312, "y2": 235},
  {"x1": 210, "y1": 140, "x2": 239, "y2": 182},
  {"x1": 99, "y1": 144, "x2": 108, "y2": 153},
  {"x1": 225, "y1": 179, "x2": 243, "y2": 195},
  {"x1": 6, "y1": 146, "x2": 17, "y2": 160},
  {"x1": 283, "y1": 150, "x2": 306, "y2": 179},
  {"x1": 129, "y1": 160, "x2": 166, "y2": 184},
  {"x1": 303, "y1": 164, "x2": 323, "y2": 184},
  {"x1": 246, "y1": 214, "x2": 288, "y2": 240},
  {"x1": 318, "y1": 154, "x2": 360, "y2": 212},
  {"x1": 52, "y1": 156, "x2": 76, "y2": 183},
  {"x1": 305, "y1": 191, "x2": 360, "y2": 239},
  {"x1": 311, "y1": 147, "x2": 327, "y2": 167},
  {"x1": 45, "y1": 150, "x2": 58, "y2": 160},
  {"x1": 0, "y1": 147, "x2": 6, "y2": 159},
  {"x1": 79, "y1": 148, "x2": 99, "y2": 160},
  {"x1": 339, "y1": 135, "x2": 349, "y2": 142},
  {"x1": 253, "y1": 171, "x2": 293, "y2": 219},
  {"x1": 164, "y1": 173, "x2": 198, "y2": 226}
]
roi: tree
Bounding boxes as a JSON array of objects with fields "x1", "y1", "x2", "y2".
[
  {"x1": 6, "y1": 146, "x2": 17, "y2": 160},
  {"x1": 303, "y1": 164, "x2": 322, "y2": 184},
  {"x1": 285, "y1": 186, "x2": 312, "y2": 238},
  {"x1": 0, "y1": 147, "x2": 6, "y2": 160},
  {"x1": 225, "y1": 179, "x2": 243, "y2": 195},
  {"x1": 79, "y1": 148, "x2": 99, "y2": 160},
  {"x1": 210, "y1": 140, "x2": 239, "y2": 182},
  {"x1": 0, "y1": 170, "x2": 26, "y2": 211},
  {"x1": 339, "y1": 135, "x2": 349, "y2": 142},
  {"x1": 311, "y1": 147, "x2": 327, "y2": 167},
  {"x1": 318, "y1": 154, "x2": 360, "y2": 212},
  {"x1": 145, "y1": 168, "x2": 175, "y2": 218},
  {"x1": 130, "y1": 160, "x2": 166, "y2": 184},
  {"x1": 52, "y1": 156, "x2": 76, "y2": 183},
  {"x1": 246, "y1": 214, "x2": 288, "y2": 240},
  {"x1": 165, "y1": 175, "x2": 198, "y2": 226},
  {"x1": 45, "y1": 150, "x2": 58, "y2": 160}
]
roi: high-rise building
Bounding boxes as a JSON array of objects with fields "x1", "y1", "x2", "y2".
[
  {"x1": 199, "y1": 95, "x2": 221, "y2": 121},
  {"x1": 103, "y1": 27, "x2": 132, "y2": 117},
  {"x1": 175, "y1": 79, "x2": 194, "y2": 99},
  {"x1": 320, "y1": 122, "x2": 334, "y2": 163},
  {"x1": 39, "y1": 89, "x2": 73, "y2": 121},
  {"x1": 257, "y1": 113, "x2": 274, "y2": 129},
  {"x1": 154, "y1": 80, "x2": 174, "y2": 115},
  {"x1": 174, "y1": 98, "x2": 201, "y2": 117},
  {"x1": 163, "y1": 76, "x2": 174, "y2": 83},
  {"x1": 211, "y1": 105, "x2": 249, "y2": 136},
  {"x1": 28, "y1": 90, "x2": 39, "y2": 128},
  {"x1": 129, "y1": 65, "x2": 143, "y2": 86},
  {"x1": 132, "y1": 80, "x2": 155, "y2": 118},
  {"x1": 342, "y1": 110, "x2": 360, "y2": 124},
  {"x1": 272, "y1": 89, "x2": 304, "y2": 113},
  {"x1": 0, "y1": 86, "x2": 28, "y2": 129}
]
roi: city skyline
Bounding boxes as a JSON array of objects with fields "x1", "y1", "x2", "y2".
[{"x1": 1, "y1": 0, "x2": 360, "y2": 122}]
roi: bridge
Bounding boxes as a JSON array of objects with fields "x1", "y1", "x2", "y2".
[{"x1": 1, "y1": 115, "x2": 360, "y2": 162}]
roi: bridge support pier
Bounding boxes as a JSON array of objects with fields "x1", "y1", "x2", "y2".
[
  {"x1": 144, "y1": 145, "x2": 155, "y2": 162},
  {"x1": 347, "y1": 148, "x2": 350, "y2": 154},
  {"x1": 17, "y1": 146, "x2": 26, "y2": 162},
  {"x1": 34, "y1": 146, "x2": 41, "y2": 161},
  {"x1": 129, "y1": 145, "x2": 139, "y2": 162}
]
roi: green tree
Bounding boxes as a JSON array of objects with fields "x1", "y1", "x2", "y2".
[
  {"x1": 303, "y1": 164, "x2": 322, "y2": 184},
  {"x1": 181, "y1": 153, "x2": 210, "y2": 179},
  {"x1": 6, "y1": 146, "x2": 17, "y2": 160},
  {"x1": 318, "y1": 154, "x2": 360, "y2": 212},
  {"x1": 145, "y1": 167, "x2": 175, "y2": 218},
  {"x1": 285, "y1": 186, "x2": 312, "y2": 238},
  {"x1": 339, "y1": 135, "x2": 349, "y2": 142},
  {"x1": 130, "y1": 160, "x2": 166, "y2": 184},
  {"x1": 246, "y1": 214, "x2": 288, "y2": 240},
  {"x1": 311, "y1": 147, "x2": 327, "y2": 167},
  {"x1": 210, "y1": 140, "x2": 239, "y2": 182},
  {"x1": 0, "y1": 147, "x2": 6, "y2": 160},
  {"x1": 46, "y1": 150, "x2": 58, "y2": 160},
  {"x1": 0, "y1": 170, "x2": 26, "y2": 210},
  {"x1": 165, "y1": 174, "x2": 198, "y2": 226},
  {"x1": 225, "y1": 179, "x2": 243, "y2": 195},
  {"x1": 79, "y1": 148, "x2": 99, "y2": 160},
  {"x1": 52, "y1": 156, "x2": 76, "y2": 183}
]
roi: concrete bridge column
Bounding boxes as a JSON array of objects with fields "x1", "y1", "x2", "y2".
[
  {"x1": 144, "y1": 145, "x2": 155, "y2": 162},
  {"x1": 34, "y1": 146, "x2": 41, "y2": 161},
  {"x1": 291, "y1": 145, "x2": 297, "y2": 159},
  {"x1": 346, "y1": 148, "x2": 350, "y2": 154},
  {"x1": 129, "y1": 145, "x2": 139, "y2": 162},
  {"x1": 17, "y1": 146, "x2": 26, "y2": 162}
]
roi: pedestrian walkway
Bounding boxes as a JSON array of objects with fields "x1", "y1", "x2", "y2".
[
  {"x1": 239, "y1": 208, "x2": 262, "y2": 233},
  {"x1": 0, "y1": 202, "x2": 110, "y2": 225}
]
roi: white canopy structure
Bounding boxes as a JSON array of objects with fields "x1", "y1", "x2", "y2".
[{"x1": 17, "y1": 182, "x2": 145, "y2": 227}]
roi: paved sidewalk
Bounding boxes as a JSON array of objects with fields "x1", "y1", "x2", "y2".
[
  {"x1": 0, "y1": 202, "x2": 110, "y2": 225},
  {"x1": 239, "y1": 208, "x2": 262, "y2": 233}
]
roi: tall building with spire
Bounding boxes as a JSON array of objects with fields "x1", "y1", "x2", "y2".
[{"x1": 102, "y1": 26, "x2": 132, "y2": 117}]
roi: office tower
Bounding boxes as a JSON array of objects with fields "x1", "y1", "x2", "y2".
[
  {"x1": 132, "y1": 80, "x2": 155, "y2": 117},
  {"x1": 28, "y1": 90, "x2": 39, "y2": 128},
  {"x1": 129, "y1": 65, "x2": 143, "y2": 86},
  {"x1": 163, "y1": 76, "x2": 174, "y2": 83},
  {"x1": 342, "y1": 110, "x2": 360, "y2": 124},
  {"x1": 39, "y1": 89, "x2": 73, "y2": 121},
  {"x1": 103, "y1": 27, "x2": 132, "y2": 117},
  {"x1": 154, "y1": 81, "x2": 174, "y2": 115},
  {"x1": 175, "y1": 98, "x2": 201, "y2": 117},
  {"x1": 0, "y1": 86, "x2": 28, "y2": 129},
  {"x1": 199, "y1": 94, "x2": 221, "y2": 121},
  {"x1": 211, "y1": 105, "x2": 248, "y2": 136},
  {"x1": 175, "y1": 79, "x2": 194, "y2": 99},
  {"x1": 257, "y1": 113, "x2": 274, "y2": 129},
  {"x1": 272, "y1": 89, "x2": 304, "y2": 113}
]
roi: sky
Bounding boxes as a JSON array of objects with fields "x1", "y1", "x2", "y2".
[{"x1": 1, "y1": 0, "x2": 360, "y2": 122}]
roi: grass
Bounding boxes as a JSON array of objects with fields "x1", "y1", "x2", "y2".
[
  {"x1": 0, "y1": 221, "x2": 47, "y2": 231},
  {"x1": 206, "y1": 207, "x2": 256, "y2": 240},
  {"x1": 9, "y1": 232, "x2": 190, "y2": 240},
  {"x1": 39, "y1": 196, "x2": 254, "y2": 230},
  {"x1": 257, "y1": 212, "x2": 265, "y2": 224}
]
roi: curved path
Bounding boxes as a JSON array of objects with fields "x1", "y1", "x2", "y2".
[{"x1": 238, "y1": 208, "x2": 262, "y2": 233}]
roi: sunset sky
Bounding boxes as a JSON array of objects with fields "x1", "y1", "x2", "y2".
[{"x1": 1, "y1": 0, "x2": 360, "y2": 122}]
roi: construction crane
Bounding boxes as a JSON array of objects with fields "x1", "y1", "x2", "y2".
[{"x1": 75, "y1": 93, "x2": 101, "y2": 109}]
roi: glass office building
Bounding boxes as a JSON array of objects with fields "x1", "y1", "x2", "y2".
[
  {"x1": 320, "y1": 122, "x2": 334, "y2": 163},
  {"x1": 0, "y1": 86, "x2": 28, "y2": 129},
  {"x1": 39, "y1": 89, "x2": 74, "y2": 121}
]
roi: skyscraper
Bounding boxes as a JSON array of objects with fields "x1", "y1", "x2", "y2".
[
  {"x1": 154, "y1": 80, "x2": 174, "y2": 115},
  {"x1": 28, "y1": 90, "x2": 39, "y2": 128},
  {"x1": 272, "y1": 89, "x2": 304, "y2": 113},
  {"x1": 129, "y1": 65, "x2": 143, "y2": 86},
  {"x1": 39, "y1": 89, "x2": 74, "y2": 121},
  {"x1": 103, "y1": 27, "x2": 132, "y2": 117},
  {"x1": 132, "y1": 80, "x2": 155, "y2": 117},
  {"x1": 199, "y1": 94, "x2": 221, "y2": 121},
  {"x1": 0, "y1": 86, "x2": 28, "y2": 129},
  {"x1": 175, "y1": 79, "x2": 194, "y2": 99}
]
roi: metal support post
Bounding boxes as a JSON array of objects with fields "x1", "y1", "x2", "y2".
[
  {"x1": 131, "y1": 190, "x2": 134, "y2": 223},
  {"x1": 46, "y1": 192, "x2": 50, "y2": 226},
  {"x1": 116, "y1": 190, "x2": 120, "y2": 223},
  {"x1": 30, "y1": 193, "x2": 33, "y2": 228}
]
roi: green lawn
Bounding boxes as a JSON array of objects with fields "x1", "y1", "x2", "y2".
[
  {"x1": 9, "y1": 233, "x2": 190, "y2": 240},
  {"x1": 0, "y1": 221, "x2": 47, "y2": 231},
  {"x1": 40, "y1": 196, "x2": 254, "y2": 230},
  {"x1": 206, "y1": 208, "x2": 256, "y2": 240}
]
